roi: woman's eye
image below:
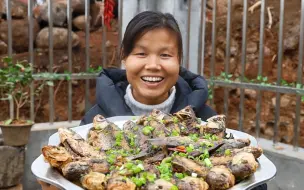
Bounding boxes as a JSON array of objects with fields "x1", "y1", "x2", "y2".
[
  {"x1": 135, "y1": 53, "x2": 146, "y2": 56},
  {"x1": 161, "y1": 54, "x2": 171, "y2": 58}
]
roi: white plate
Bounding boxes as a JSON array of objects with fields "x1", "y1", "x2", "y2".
[{"x1": 31, "y1": 116, "x2": 276, "y2": 190}]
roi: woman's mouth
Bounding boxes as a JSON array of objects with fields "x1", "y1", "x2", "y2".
[{"x1": 141, "y1": 76, "x2": 164, "y2": 83}]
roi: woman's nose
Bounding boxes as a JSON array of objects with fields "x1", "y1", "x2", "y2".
[{"x1": 145, "y1": 55, "x2": 161, "y2": 70}]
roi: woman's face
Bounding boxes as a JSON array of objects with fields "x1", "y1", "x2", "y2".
[{"x1": 124, "y1": 28, "x2": 180, "y2": 105}]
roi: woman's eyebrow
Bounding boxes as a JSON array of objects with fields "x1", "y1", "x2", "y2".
[
  {"x1": 159, "y1": 47, "x2": 174, "y2": 52},
  {"x1": 134, "y1": 44, "x2": 177, "y2": 53},
  {"x1": 159, "y1": 46, "x2": 177, "y2": 53},
  {"x1": 133, "y1": 44, "x2": 147, "y2": 50}
]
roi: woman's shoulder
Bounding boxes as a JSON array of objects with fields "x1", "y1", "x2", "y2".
[
  {"x1": 178, "y1": 67, "x2": 208, "y2": 90},
  {"x1": 98, "y1": 68, "x2": 127, "y2": 82}
]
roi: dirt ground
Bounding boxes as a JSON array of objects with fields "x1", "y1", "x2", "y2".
[
  {"x1": 202, "y1": 0, "x2": 304, "y2": 146},
  {"x1": 0, "y1": 1, "x2": 303, "y2": 147}
]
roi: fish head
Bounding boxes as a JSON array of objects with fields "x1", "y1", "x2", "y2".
[
  {"x1": 173, "y1": 106, "x2": 196, "y2": 122},
  {"x1": 58, "y1": 128, "x2": 83, "y2": 143},
  {"x1": 93, "y1": 114, "x2": 112, "y2": 130},
  {"x1": 206, "y1": 115, "x2": 226, "y2": 129}
]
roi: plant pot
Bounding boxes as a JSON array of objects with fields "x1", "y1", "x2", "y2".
[{"x1": 0, "y1": 122, "x2": 34, "y2": 146}]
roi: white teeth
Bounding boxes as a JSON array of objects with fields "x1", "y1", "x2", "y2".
[{"x1": 142, "y1": 76, "x2": 163, "y2": 82}]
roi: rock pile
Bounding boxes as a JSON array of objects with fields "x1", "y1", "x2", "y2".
[{"x1": 0, "y1": 0, "x2": 106, "y2": 54}]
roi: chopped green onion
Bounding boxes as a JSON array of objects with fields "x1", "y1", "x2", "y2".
[
  {"x1": 189, "y1": 134, "x2": 199, "y2": 142},
  {"x1": 175, "y1": 173, "x2": 184, "y2": 179},
  {"x1": 204, "y1": 158, "x2": 213, "y2": 168},
  {"x1": 186, "y1": 144, "x2": 194, "y2": 153},
  {"x1": 142, "y1": 126, "x2": 154, "y2": 136},
  {"x1": 131, "y1": 177, "x2": 146, "y2": 187},
  {"x1": 171, "y1": 130, "x2": 180, "y2": 136},
  {"x1": 142, "y1": 172, "x2": 157, "y2": 182},
  {"x1": 115, "y1": 131, "x2": 123, "y2": 147},
  {"x1": 211, "y1": 135, "x2": 218, "y2": 141},
  {"x1": 225, "y1": 149, "x2": 231, "y2": 156},
  {"x1": 173, "y1": 117, "x2": 179, "y2": 124}
]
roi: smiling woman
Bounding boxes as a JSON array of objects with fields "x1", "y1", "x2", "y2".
[
  {"x1": 124, "y1": 28, "x2": 180, "y2": 106},
  {"x1": 79, "y1": 11, "x2": 217, "y2": 124}
]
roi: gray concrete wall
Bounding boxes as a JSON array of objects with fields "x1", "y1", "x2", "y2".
[
  {"x1": 265, "y1": 151, "x2": 304, "y2": 190},
  {"x1": 23, "y1": 129, "x2": 57, "y2": 190}
]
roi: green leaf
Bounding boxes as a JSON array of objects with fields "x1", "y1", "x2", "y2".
[
  {"x1": 228, "y1": 74, "x2": 233, "y2": 78},
  {"x1": 26, "y1": 120, "x2": 33, "y2": 124},
  {"x1": 257, "y1": 75, "x2": 262, "y2": 81},
  {"x1": 3, "y1": 57, "x2": 12, "y2": 63},
  {"x1": 66, "y1": 75, "x2": 71, "y2": 81},
  {"x1": 262, "y1": 77, "x2": 268, "y2": 82},
  {"x1": 15, "y1": 63, "x2": 25, "y2": 70},
  {"x1": 296, "y1": 83, "x2": 302, "y2": 89},
  {"x1": 97, "y1": 66, "x2": 103, "y2": 72},
  {"x1": 282, "y1": 80, "x2": 288, "y2": 86},
  {"x1": 46, "y1": 81, "x2": 54, "y2": 86},
  {"x1": 4, "y1": 119, "x2": 12, "y2": 125},
  {"x1": 301, "y1": 96, "x2": 304, "y2": 102}
]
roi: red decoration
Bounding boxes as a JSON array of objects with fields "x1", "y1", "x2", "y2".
[{"x1": 104, "y1": 0, "x2": 115, "y2": 29}]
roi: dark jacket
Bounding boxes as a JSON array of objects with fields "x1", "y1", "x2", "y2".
[
  {"x1": 80, "y1": 67, "x2": 216, "y2": 125},
  {"x1": 79, "y1": 67, "x2": 267, "y2": 190}
]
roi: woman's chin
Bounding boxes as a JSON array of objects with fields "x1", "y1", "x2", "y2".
[{"x1": 137, "y1": 92, "x2": 168, "y2": 105}]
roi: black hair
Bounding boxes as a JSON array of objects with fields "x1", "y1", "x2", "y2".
[{"x1": 121, "y1": 11, "x2": 183, "y2": 64}]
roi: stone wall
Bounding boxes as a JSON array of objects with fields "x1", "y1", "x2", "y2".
[
  {"x1": 0, "y1": 0, "x2": 105, "y2": 54},
  {"x1": 0, "y1": 139, "x2": 25, "y2": 189}
]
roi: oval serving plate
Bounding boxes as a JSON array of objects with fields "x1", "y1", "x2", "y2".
[{"x1": 31, "y1": 116, "x2": 276, "y2": 190}]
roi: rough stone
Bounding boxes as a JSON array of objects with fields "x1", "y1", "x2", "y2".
[
  {"x1": 247, "y1": 41, "x2": 258, "y2": 54},
  {"x1": 236, "y1": 89, "x2": 257, "y2": 99},
  {"x1": 0, "y1": 0, "x2": 27, "y2": 19},
  {"x1": 33, "y1": 0, "x2": 97, "y2": 27},
  {"x1": 271, "y1": 95, "x2": 291, "y2": 108},
  {"x1": 33, "y1": 2, "x2": 67, "y2": 27},
  {"x1": 264, "y1": 45, "x2": 272, "y2": 57},
  {"x1": 284, "y1": 24, "x2": 300, "y2": 51},
  {"x1": 73, "y1": 15, "x2": 91, "y2": 30},
  {"x1": 206, "y1": 0, "x2": 243, "y2": 17},
  {"x1": 0, "y1": 40, "x2": 7, "y2": 55},
  {"x1": 91, "y1": 1, "x2": 103, "y2": 27},
  {"x1": 0, "y1": 145, "x2": 25, "y2": 188},
  {"x1": 244, "y1": 61, "x2": 258, "y2": 79},
  {"x1": 282, "y1": 58, "x2": 297, "y2": 83},
  {"x1": 279, "y1": 116, "x2": 294, "y2": 143},
  {"x1": 35, "y1": 27, "x2": 80, "y2": 49},
  {"x1": 246, "y1": 53, "x2": 257, "y2": 62},
  {"x1": 230, "y1": 39, "x2": 239, "y2": 57},
  {"x1": 0, "y1": 19, "x2": 40, "y2": 53},
  {"x1": 216, "y1": 47, "x2": 225, "y2": 61}
]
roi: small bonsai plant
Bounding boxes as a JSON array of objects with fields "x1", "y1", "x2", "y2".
[{"x1": 0, "y1": 57, "x2": 35, "y2": 146}]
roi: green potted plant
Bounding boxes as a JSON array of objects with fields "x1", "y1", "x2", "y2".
[{"x1": 0, "y1": 57, "x2": 35, "y2": 146}]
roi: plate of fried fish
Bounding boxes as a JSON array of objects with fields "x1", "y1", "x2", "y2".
[{"x1": 32, "y1": 106, "x2": 276, "y2": 190}]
